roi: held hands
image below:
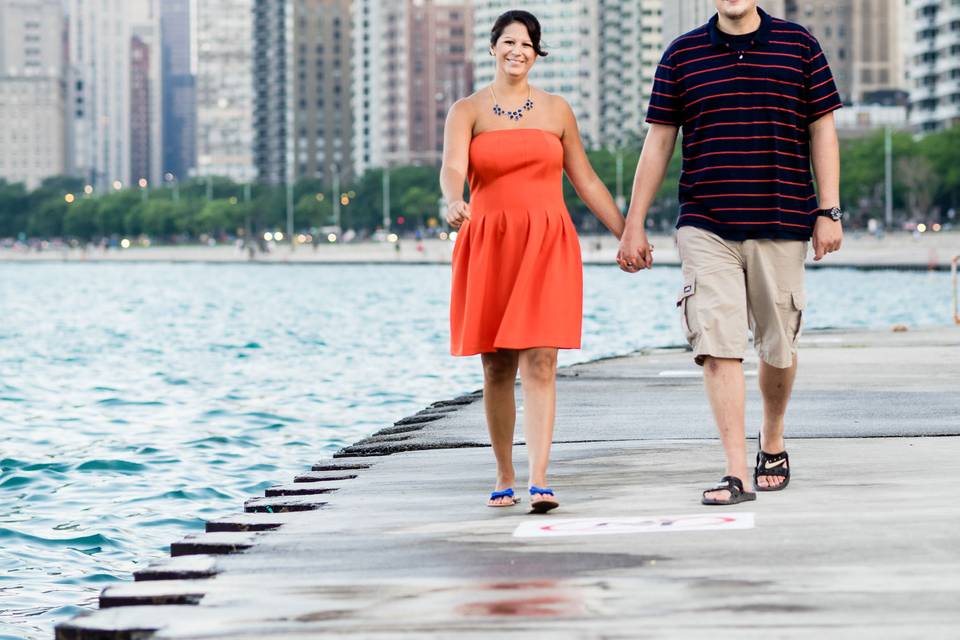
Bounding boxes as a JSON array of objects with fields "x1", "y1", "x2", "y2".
[
  {"x1": 616, "y1": 228, "x2": 654, "y2": 273},
  {"x1": 812, "y1": 217, "x2": 843, "y2": 261},
  {"x1": 445, "y1": 200, "x2": 471, "y2": 228}
]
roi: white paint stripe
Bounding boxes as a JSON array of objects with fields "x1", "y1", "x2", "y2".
[
  {"x1": 658, "y1": 370, "x2": 757, "y2": 377},
  {"x1": 513, "y1": 513, "x2": 755, "y2": 538}
]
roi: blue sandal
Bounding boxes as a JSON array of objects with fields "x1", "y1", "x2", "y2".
[
  {"x1": 528, "y1": 486, "x2": 559, "y2": 514},
  {"x1": 487, "y1": 487, "x2": 520, "y2": 507}
]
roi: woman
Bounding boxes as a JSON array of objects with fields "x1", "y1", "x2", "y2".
[{"x1": 440, "y1": 10, "x2": 627, "y2": 514}]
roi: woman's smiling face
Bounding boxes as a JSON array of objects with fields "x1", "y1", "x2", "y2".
[{"x1": 491, "y1": 22, "x2": 537, "y2": 78}]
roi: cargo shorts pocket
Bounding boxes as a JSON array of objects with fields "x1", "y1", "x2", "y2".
[
  {"x1": 777, "y1": 290, "x2": 806, "y2": 346},
  {"x1": 677, "y1": 276, "x2": 698, "y2": 345}
]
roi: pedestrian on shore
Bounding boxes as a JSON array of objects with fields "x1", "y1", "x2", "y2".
[
  {"x1": 441, "y1": 10, "x2": 626, "y2": 513},
  {"x1": 618, "y1": 0, "x2": 844, "y2": 504}
]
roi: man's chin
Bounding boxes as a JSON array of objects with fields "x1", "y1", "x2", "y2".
[{"x1": 720, "y1": 9, "x2": 751, "y2": 20}]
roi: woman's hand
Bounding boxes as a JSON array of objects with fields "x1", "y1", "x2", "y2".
[
  {"x1": 616, "y1": 227, "x2": 654, "y2": 273},
  {"x1": 445, "y1": 200, "x2": 471, "y2": 228}
]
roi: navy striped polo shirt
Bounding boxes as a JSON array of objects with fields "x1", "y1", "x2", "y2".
[{"x1": 646, "y1": 8, "x2": 842, "y2": 241}]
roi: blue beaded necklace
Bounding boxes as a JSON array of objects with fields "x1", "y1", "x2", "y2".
[{"x1": 490, "y1": 86, "x2": 534, "y2": 122}]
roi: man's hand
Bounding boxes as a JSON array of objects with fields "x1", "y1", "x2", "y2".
[
  {"x1": 812, "y1": 216, "x2": 842, "y2": 261},
  {"x1": 616, "y1": 228, "x2": 654, "y2": 273},
  {"x1": 445, "y1": 200, "x2": 471, "y2": 228}
]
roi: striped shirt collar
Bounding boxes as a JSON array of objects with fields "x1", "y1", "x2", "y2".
[{"x1": 707, "y1": 7, "x2": 773, "y2": 49}]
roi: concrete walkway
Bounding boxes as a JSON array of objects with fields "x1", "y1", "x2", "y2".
[{"x1": 56, "y1": 327, "x2": 960, "y2": 639}]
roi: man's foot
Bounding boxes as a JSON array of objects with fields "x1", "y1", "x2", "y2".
[
  {"x1": 701, "y1": 476, "x2": 756, "y2": 505},
  {"x1": 754, "y1": 449, "x2": 790, "y2": 491}
]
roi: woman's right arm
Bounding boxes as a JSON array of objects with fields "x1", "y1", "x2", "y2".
[
  {"x1": 440, "y1": 99, "x2": 474, "y2": 228},
  {"x1": 617, "y1": 123, "x2": 679, "y2": 271}
]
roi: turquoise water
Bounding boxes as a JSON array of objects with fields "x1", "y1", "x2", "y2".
[{"x1": 0, "y1": 263, "x2": 953, "y2": 639}]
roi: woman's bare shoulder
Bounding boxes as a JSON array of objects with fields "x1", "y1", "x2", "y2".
[
  {"x1": 450, "y1": 89, "x2": 489, "y2": 118},
  {"x1": 535, "y1": 89, "x2": 573, "y2": 116}
]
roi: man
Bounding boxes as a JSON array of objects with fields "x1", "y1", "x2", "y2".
[{"x1": 617, "y1": 0, "x2": 843, "y2": 504}]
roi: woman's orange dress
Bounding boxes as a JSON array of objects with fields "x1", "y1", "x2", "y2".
[{"x1": 450, "y1": 128, "x2": 583, "y2": 356}]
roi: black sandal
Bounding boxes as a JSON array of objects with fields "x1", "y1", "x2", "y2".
[
  {"x1": 754, "y1": 438, "x2": 790, "y2": 492},
  {"x1": 701, "y1": 475, "x2": 756, "y2": 505}
]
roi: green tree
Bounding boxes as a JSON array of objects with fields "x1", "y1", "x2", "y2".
[
  {"x1": 294, "y1": 193, "x2": 332, "y2": 228},
  {"x1": 63, "y1": 198, "x2": 99, "y2": 240},
  {"x1": 919, "y1": 126, "x2": 960, "y2": 214},
  {"x1": 26, "y1": 196, "x2": 67, "y2": 238},
  {"x1": 0, "y1": 180, "x2": 30, "y2": 238},
  {"x1": 96, "y1": 191, "x2": 139, "y2": 237},
  {"x1": 398, "y1": 186, "x2": 439, "y2": 228},
  {"x1": 140, "y1": 200, "x2": 178, "y2": 238},
  {"x1": 196, "y1": 199, "x2": 245, "y2": 235}
]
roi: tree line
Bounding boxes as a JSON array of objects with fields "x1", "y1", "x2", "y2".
[{"x1": 1, "y1": 126, "x2": 956, "y2": 243}]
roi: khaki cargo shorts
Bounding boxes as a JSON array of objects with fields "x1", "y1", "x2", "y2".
[{"x1": 676, "y1": 226, "x2": 807, "y2": 369}]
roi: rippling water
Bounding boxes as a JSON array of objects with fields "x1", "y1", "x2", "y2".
[{"x1": 0, "y1": 262, "x2": 952, "y2": 639}]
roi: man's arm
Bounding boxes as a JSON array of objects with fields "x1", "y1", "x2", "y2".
[
  {"x1": 617, "y1": 123, "x2": 679, "y2": 272},
  {"x1": 809, "y1": 112, "x2": 842, "y2": 261}
]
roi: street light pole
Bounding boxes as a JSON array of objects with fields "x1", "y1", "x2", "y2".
[
  {"x1": 884, "y1": 125, "x2": 893, "y2": 229},
  {"x1": 332, "y1": 164, "x2": 341, "y2": 231},
  {"x1": 382, "y1": 166, "x2": 391, "y2": 232},
  {"x1": 615, "y1": 149, "x2": 625, "y2": 213},
  {"x1": 286, "y1": 180, "x2": 295, "y2": 250}
]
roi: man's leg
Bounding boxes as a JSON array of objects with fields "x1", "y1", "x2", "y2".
[
  {"x1": 676, "y1": 226, "x2": 750, "y2": 502},
  {"x1": 757, "y1": 356, "x2": 797, "y2": 488},
  {"x1": 702, "y1": 357, "x2": 748, "y2": 502},
  {"x1": 745, "y1": 238, "x2": 807, "y2": 490}
]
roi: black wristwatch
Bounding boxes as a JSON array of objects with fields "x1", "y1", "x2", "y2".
[{"x1": 816, "y1": 206, "x2": 843, "y2": 222}]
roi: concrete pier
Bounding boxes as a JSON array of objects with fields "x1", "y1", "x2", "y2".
[{"x1": 55, "y1": 327, "x2": 960, "y2": 639}]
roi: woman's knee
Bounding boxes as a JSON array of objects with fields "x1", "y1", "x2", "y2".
[
  {"x1": 522, "y1": 349, "x2": 557, "y2": 384},
  {"x1": 482, "y1": 352, "x2": 518, "y2": 384}
]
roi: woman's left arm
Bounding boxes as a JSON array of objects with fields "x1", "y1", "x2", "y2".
[{"x1": 559, "y1": 99, "x2": 625, "y2": 239}]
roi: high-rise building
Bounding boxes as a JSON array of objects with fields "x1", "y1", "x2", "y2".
[
  {"x1": 160, "y1": 0, "x2": 195, "y2": 182},
  {"x1": 473, "y1": 1, "x2": 661, "y2": 149},
  {"x1": 353, "y1": 0, "x2": 472, "y2": 176},
  {"x1": 297, "y1": 0, "x2": 353, "y2": 184},
  {"x1": 907, "y1": 0, "x2": 960, "y2": 132},
  {"x1": 661, "y1": 0, "x2": 786, "y2": 44},
  {"x1": 639, "y1": 0, "x2": 664, "y2": 125},
  {"x1": 252, "y1": 0, "x2": 290, "y2": 185},
  {"x1": 783, "y1": 1, "x2": 906, "y2": 106},
  {"x1": 67, "y1": 0, "x2": 162, "y2": 189},
  {"x1": 129, "y1": 34, "x2": 152, "y2": 185},
  {"x1": 253, "y1": 0, "x2": 353, "y2": 185},
  {"x1": 128, "y1": 4, "x2": 163, "y2": 188},
  {"x1": 596, "y1": 1, "x2": 644, "y2": 147},
  {"x1": 0, "y1": 0, "x2": 66, "y2": 189},
  {"x1": 194, "y1": 0, "x2": 255, "y2": 181}
]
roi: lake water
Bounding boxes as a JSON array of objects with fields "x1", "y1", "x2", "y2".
[{"x1": 0, "y1": 262, "x2": 953, "y2": 639}]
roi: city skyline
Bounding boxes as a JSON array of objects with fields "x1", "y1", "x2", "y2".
[{"x1": 0, "y1": 0, "x2": 956, "y2": 193}]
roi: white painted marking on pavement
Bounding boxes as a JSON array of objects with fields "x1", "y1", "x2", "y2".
[
  {"x1": 513, "y1": 513, "x2": 755, "y2": 538},
  {"x1": 658, "y1": 370, "x2": 757, "y2": 377}
]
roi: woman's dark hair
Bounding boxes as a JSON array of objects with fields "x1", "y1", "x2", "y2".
[{"x1": 490, "y1": 10, "x2": 548, "y2": 57}]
